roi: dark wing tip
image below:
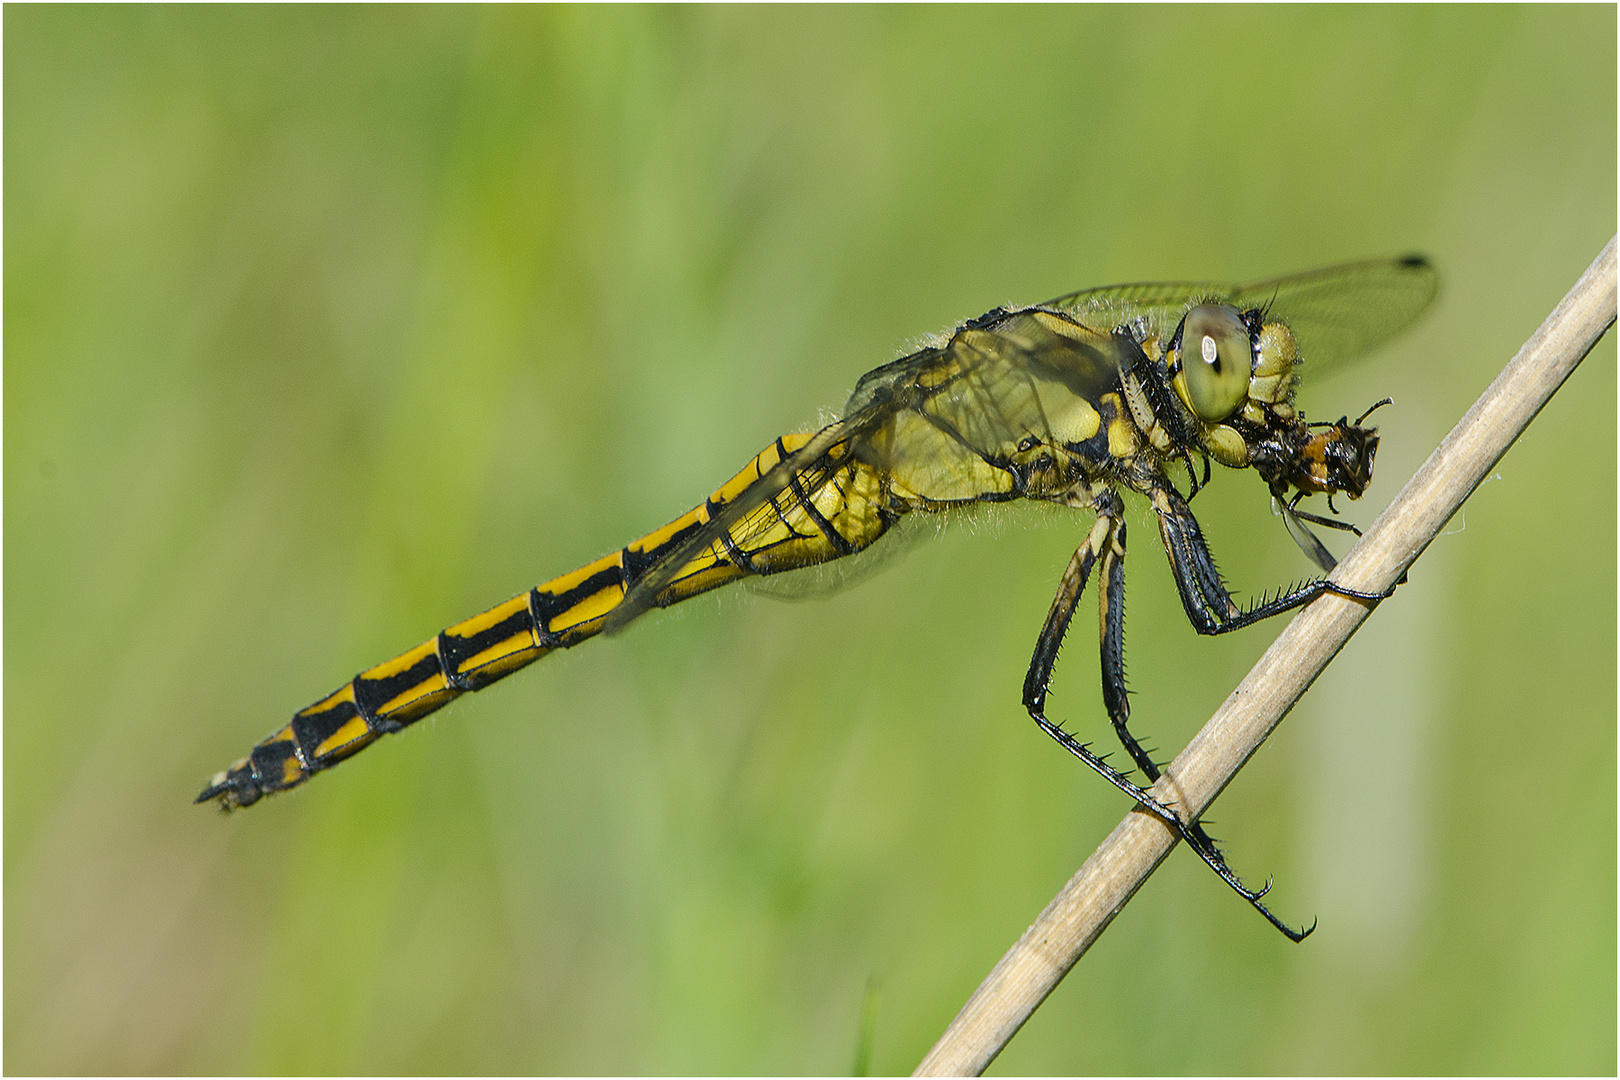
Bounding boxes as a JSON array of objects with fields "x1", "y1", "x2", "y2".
[
  {"x1": 1393, "y1": 253, "x2": 1442, "y2": 312},
  {"x1": 1392, "y1": 254, "x2": 1441, "y2": 302}
]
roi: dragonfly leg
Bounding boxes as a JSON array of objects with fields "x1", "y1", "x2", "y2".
[
  {"x1": 1153, "y1": 483, "x2": 1389, "y2": 637},
  {"x1": 1094, "y1": 505, "x2": 1316, "y2": 939},
  {"x1": 1023, "y1": 491, "x2": 1315, "y2": 940},
  {"x1": 1023, "y1": 503, "x2": 1184, "y2": 823},
  {"x1": 1094, "y1": 515, "x2": 1161, "y2": 781}
]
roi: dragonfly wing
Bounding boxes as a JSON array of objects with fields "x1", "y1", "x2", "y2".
[
  {"x1": 1044, "y1": 256, "x2": 1438, "y2": 371},
  {"x1": 1044, "y1": 278, "x2": 1236, "y2": 342},
  {"x1": 847, "y1": 309, "x2": 1131, "y2": 499},
  {"x1": 1225, "y1": 256, "x2": 1438, "y2": 372},
  {"x1": 612, "y1": 307, "x2": 1136, "y2": 627}
]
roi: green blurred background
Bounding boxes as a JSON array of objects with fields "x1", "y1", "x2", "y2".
[{"x1": 6, "y1": 6, "x2": 1614, "y2": 1074}]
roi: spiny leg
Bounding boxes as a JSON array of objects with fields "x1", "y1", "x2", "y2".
[
  {"x1": 1022, "y1": 512, "x2": 1187, "y2": 822},
  {"x1": 1023, "y1": 493, "x2": 1312, "y2": 940},
  {"x1": 1095, "y1": 519, "x2": 1159, "y2": 780},
  {"x1": 1093, "y1": 514, "x2": 1314, "y2": 939},
  {"x1": 1153, "y1": 484, "x2": 1388, "y2": 638}
]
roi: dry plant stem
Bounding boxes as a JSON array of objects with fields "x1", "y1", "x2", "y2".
[{"x1": 914, "y1": 236, "x2": 1617, "y2": 1078}]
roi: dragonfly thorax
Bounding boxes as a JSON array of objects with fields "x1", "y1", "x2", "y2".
[{"x1": 1119, "y1": 304, "x2": 1307, "y2": 477}]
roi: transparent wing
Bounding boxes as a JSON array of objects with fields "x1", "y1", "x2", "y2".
[
  {"x1": 1045, "y1": 256, "x2": 1438, "y2": 372},
  {"x1": 613, "y1": 308, "x2": 1136, "y2": 627},
  {"x1": 844, "y1": 308, "x2": 1138, "y2": 504},
  {"x1": 1225, "y1": 256, "x2": 1439, "y2": 371},
  {"x1": 1045, "y1": 277, "x2": 1242, "y2": 338}
]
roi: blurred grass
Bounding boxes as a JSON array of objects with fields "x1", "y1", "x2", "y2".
[{"x1": 5, "y1": 6, "x2": 1613, "y2": 1074}]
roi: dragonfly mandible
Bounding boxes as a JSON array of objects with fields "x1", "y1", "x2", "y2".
[{"x1": 199, "y1": 256, "x2": 1438, "y2": 939}]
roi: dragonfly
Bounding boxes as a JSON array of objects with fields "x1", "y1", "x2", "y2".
[{"x1": 199, "y1": 256, "x2": 1438, "y2": 939}]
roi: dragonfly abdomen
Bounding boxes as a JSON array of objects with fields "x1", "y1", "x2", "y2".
[{"x1": 198, "y1": 432, "x2": 900, "y2": 810}]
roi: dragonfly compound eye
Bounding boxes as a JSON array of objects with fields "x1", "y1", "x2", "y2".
[{"x1": 1174, "y1": 304, "x2": 1253, "y2": 422}]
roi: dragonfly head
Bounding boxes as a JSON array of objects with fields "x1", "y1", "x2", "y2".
[
  {"x1": 1160, "y1": 303, "x2": 1307, "y2": 470},
  {"x1": 1156, "y1": 305, "x2": 1385, "y2": 572},
  {"x1": 1158, "y1": 305, "x2": 1380, "y2": 499}
]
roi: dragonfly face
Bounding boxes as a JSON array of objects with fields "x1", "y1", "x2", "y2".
[{"x1": 200, "y1": 256, "x2": 1436, "y2": 939}]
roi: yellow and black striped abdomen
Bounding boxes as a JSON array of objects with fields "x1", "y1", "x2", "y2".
[{"x1": 198, "y1": 432, "x2": 899, "y2": 809}]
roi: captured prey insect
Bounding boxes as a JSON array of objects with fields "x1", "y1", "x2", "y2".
[{"x1": 199, "y1": 257, "x2": 1437, "y2": 938}]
